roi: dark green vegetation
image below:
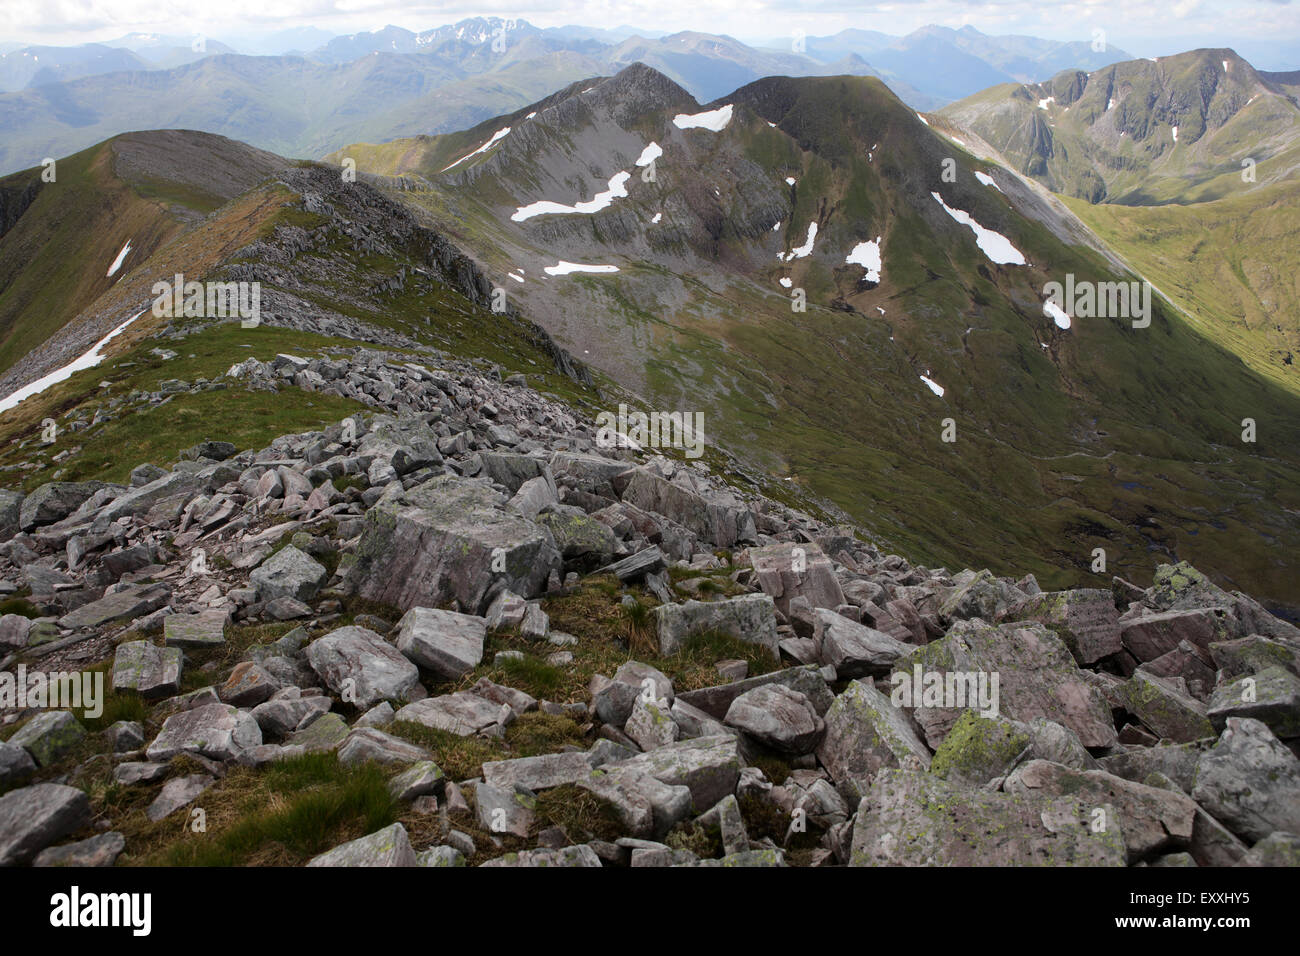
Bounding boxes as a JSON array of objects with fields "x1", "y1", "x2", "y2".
[{"x1": 337, "y1": 67, "x2": 1300, "y2": 616}]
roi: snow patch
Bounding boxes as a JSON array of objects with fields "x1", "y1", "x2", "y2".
[
  {"x1": 106, "y1": 240, "x2": 132, "y2": 278},
  {"x1": 1171, "y1": 125, "x2": 1178, "y2": 143},
  {"x1": 931, "y1": 192, "x2": 1025, "y2": 266},
  {"x1": 785, "y1": 177, "x2": 796, "y2": 186},
  {"x1": 778, "y1": 222, "x2": 817, "y2": 261},
  {"x1": 512, "y1": 171, "x2": 632, "y2": 221},
  {"x1": 920, "y1": 375, "x2": 945, "y2": 397},
  {"x1": 525, "y1": 111, "x2": 537, "y2": 120},
  {"x1": 0, "y1": 311, "x2": 144, "y2": 414},
  {"x1": 544, "y1": 261, "x2": 619, "y2": 276},
  {"x1": 845, "y1": 236, "x2": 882, "y2": 283},
  {"x1": 917, "y1": 114, "x2": 929, "y2": 126},
  {"x1": 1038, "y1": 96, "x2": 1055, "y2": 110},
  {"x1": 779, "y1": 277, "x2": 792, "y2": 288},
  {"x1": 974, "y1": 171, "x2": 1000, "y2": 191},
  {"x1": 442, "y1": 126, "x2": 511, "y2": 171},
  {"x1": 1043, "y1": 299, "x2": 1072, "y2": 329},
  {"x1": 507, "y1": 272, "x2": 525, "y2": 283},
  {"x1": 673, "y1": 104, "x2": 733, "y2": 131},
  {"x1": 635, "y1": 142, "x2": 662, "y2": 167},
  {"x1": 651, "y1": 212, "x2": 662, "y2": 224}
]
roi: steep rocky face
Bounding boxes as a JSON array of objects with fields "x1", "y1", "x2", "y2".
[{"x1": 942, "y1": 48, "x2": 1300, "y2": 202}]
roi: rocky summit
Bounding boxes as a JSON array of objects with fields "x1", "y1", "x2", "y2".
[
  {"x1": 0, "y1": 340, "x2": 1296, "y2": 869},
  {"x1": 0, "y1": 7, "x2": 1295, "y2": 877}
]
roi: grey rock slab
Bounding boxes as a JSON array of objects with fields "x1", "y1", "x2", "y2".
[
  {"x1": 146, "y1": 773, "x2": 214, "y2": 822},
  {"x1": 613, "y1": 735, "x2": 742, "y2": 811},
  {"x1": 112, "y1": 640, "x2": 183, "y2": 700},
  {"x1": 725, "y1": 684, "x2": 824, "y2": 755},
  {"x1": 815, "y1": 679, "x2": 931, "y2": 792},
  {"x1": 388, "y1": 760, "x2": 446, "y2": 800},
  {"x1": 393, "y1": 692, "x2": 513, "y2": 737},
  {"x1": 250, "y1": 545, "x2": 328, "y2": 603},
  {"x1": 307, "y1": 822, "x2": 418, "y2": 867},
  {"x1": 654, "y1": 593, "x2": 779, "y2": 658},
  {"x1": 676, "y1": 664, "x2": 833, "y2": 721},
  {"x1": 849, "y1": 769, "x2": 1126, "y2": 866},
  {"x1": 749, "y1": 541, "x2": 845, "y2": 616},
  {"x1": 394, "y1": 606, "x2": 485, "y2": 680},
  {"x1": 894, "y1": 619, "x2": 1117, "y2": 749},
  {"x1": 33, "y1": 830, "x2": 125, "y2": 867},
  {"x1": 999, "y1": 589, "x2": 1122, "y2": 665},
  {"x1": 624, "y1": 695, "x2": 680, "y2": 751},
  {"x1": 1004, "y1": 759, "x2": 1198, "y2": 863},
  {"x1": 351, "y1": 475, "x2": 561, "y2": 614},
  {"x1": 474, "y1": 783, "x2": 535, "y2": 838},
  {"x1": 145, "y1": 702, "x2": 262, "y2": 762},
  {"x1": 0, "y1": 783, "x2": 92, "y2": 866},
  {"x1": 1206, "y1": 666, "x2": 1300, "y2": 739},
  {"x1": 815, "y1": 608, "x2": 909, "y2": 678},
  {"x1": 1191, "y1": 717, "x2": 1300, "y2": 842},
  {"x1": 305, "y1": 626, "x2": 425, "y2": 710},
  {"x1": 482, "y1": 751, "x2": 592, "y2": 791},
  {"x1": 337, "y1": 728, "x2": 435, "y2": 766}
]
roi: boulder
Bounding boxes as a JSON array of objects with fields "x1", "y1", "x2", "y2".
[
  {"x1": 612, "y1": 735, "x2": 742, "y2": 811},
  {"x1": 0, "y1": 783, "x2": 93, "y2": 866},
  {"x1": 250, "y1": 545, "x2": 328, "y2": 603},
  {"x1": 1191, "y1": 717, "x2": 1300, "y2": 842},
  {"x1": 1004, "y1": 759, "x2": 1198, "y2": 863},
  {"x1": 112, "y1": 641, "x2": 183, "y2": 700},
  {"x1": 305, "y1": 626, "x2": 425, "y2": 709},
  {"x1": 849, "y1": 769, "x2": 1125, "y2": 866},
  {"x1": 894, "y1": 620, "x2": 1117, "y2": 749},
  {"x1": 999, "y1": 589, "x2": 1122, "y2": 665},
  {"x1": 351, "y1": 475, "x2": 561, "y2": 614},
  {"x1": 393, "y1": 692, "x2": 513, "y2": 737},
  {"x1": 393, "y1": 607, "x2": 485, "y2": 680},
  {"x1": 482, "y1": 752, "x2": 592, "y2": 791},
  {"x1": 653, "y1": 594, "x2": 779, "y2": 658},
  {"x1": 1206, "y1": 667, "x2": 1300, "y2": 739},
  {"x1": 724, "y1": 684, "x2": 824, "y2": 754},
  {"x1": 815, "y1": 608, "x2": 909, "y2": 678},
  {"x1": 748, "y1": 542, "x2": 845, "y2": 616},
  {"x1": 815, "y1": 679, "x2": 931, "y2": 793},
  {"x1": 145, "y1": 702, "x2": 262, "y2": 762},
  {"x1": 307, "y1": 823, "x2": 417, "y2": 867},
  {"x1": 9, "y1": 711, "x2": 85, "y2": 767}
]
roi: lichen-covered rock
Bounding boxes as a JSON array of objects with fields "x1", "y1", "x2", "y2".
[
  {"x1": 625, "y1": 694, "x2": 680, "y2": 751},
  {"x1": 999, "y1": 588, "x2": 1122, "y2": 665},
  {"x1": 305, "y1": 625, "x2": 425, "y2": 709},
  {"x1": 1206, "y1": 666, "x2": 1300, "y2": 739},
  {"x1": 9, "y1": 711, "x2": 86, "y2": 767},
  {"x1": 929, "y1": 710, "x2": 1031, "y2": 786},
  {"x1": 393, "y1": 691, "x2": 513, "y2": 737},
  {"x1": 1191, "y1": 717, "x2": 1300, "y2": 842},
  {"x1": 1004, "y1": 759, "x2": 1198, "y2": 863},
  {"x1": 250, "y1": 545, "x2": 328, "y2": 603},
  {"x1": 612, "y1": 735, "x2": 742, "y2": 811},
  {"x1": 849, "y1": 769, "x2": 1125, "y2": 866},
  {"x1": 815, "y1": 679, "x2": 930, "y2": 794},
  {"x1": 1124, "y1": 669, "x2": 1215, "y2": 743},
  {"x1": 815, "y1": 608, "x2": 909, "y2": 678},
  {"x1": 351, "y1": 474, "x2": 561, "y2": 614},
  {"x1": 307, "y1": 822, "x2": 417, "y2": 867},
  {"x1": 112, "y1": 640, "x2": 183, "y2": 700},
  {"x1": 653, "y1": 593, "x2": 778, "y2": 658},
  {"x1": 895, "y1": 619, "x2": 1117, "y2": 749}
]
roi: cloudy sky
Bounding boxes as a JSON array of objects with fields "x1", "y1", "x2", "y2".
[{"x1": 4, "y1": 0, "x2": 1298, "y2": 65}]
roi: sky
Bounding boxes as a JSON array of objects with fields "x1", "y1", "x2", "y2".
[{"x1": 2, "y1": 0, "x2": 1297, "y2": 67}]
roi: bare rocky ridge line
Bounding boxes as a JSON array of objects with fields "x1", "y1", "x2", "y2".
[{"x1": 0, "y1": 339, "x2": 1296, "y2": 867}]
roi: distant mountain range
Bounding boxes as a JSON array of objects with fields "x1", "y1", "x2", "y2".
[{"x1": 0, "y1": 17, "x2": 1141, "y2": 175}]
